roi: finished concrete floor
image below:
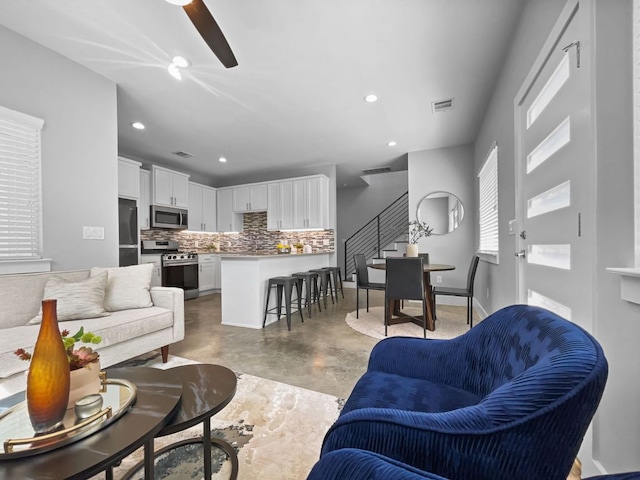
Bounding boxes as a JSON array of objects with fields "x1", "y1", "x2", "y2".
[{"x1": 170, "y1": 287, "x2": 382, "y2": 399}]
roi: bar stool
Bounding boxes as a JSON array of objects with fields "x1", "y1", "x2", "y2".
[
  {"x1": 292, "y1": 271, "x2": 322, "y2": 318},
  {"x1": 309, "y1": 268, "x2": 334, "y2": 308},
  {"x1": 322, "y1": 266, "x2": 344, "y2": 300},
  {"x1": 263, "y1": 276, "x2": 304, "y2": 331}
]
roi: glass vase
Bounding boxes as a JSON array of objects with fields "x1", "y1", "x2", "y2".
[{"x1": 27, "y1": 299, "x2": 71, "y2": 433}]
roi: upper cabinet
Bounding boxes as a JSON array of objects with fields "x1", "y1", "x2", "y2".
[
  {"x1": 232, "y1": 184, "x2": 268, "y2": 212},
  {"x1": 188, "y1": 182, "x2": 217, "y2": 232},
  {"x1": 152, "y1": 165, "x2": 189, "y2": 208},
  {"x1": 118, "y1": 157, "x2": 141, "y2": 200},
  {"x1": 292, "y1": 176, "x2": 329, "y2": 229},
  {"x1": 217, "y1": 188, "x2": 243, "y2": 232},
  {"x1": 267, "y1": 181, "x2": 294, "y2": 230},
  {"x1": 139, "y1": 169, "x2": 151, "y2": 230}
]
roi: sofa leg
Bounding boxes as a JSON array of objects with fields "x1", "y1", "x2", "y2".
[{"x1": 161, "y1": 345, "x2": 169, "y2": 363}]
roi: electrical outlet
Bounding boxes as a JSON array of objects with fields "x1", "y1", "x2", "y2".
[
  {"x1": 323, "y1": 239, "x2": 330, "y2": 246},
  {"x1": 436, "y1": 275, "x2": 442, "y2": 284}
]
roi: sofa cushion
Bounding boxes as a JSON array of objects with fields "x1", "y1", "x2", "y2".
[
  {"x1": 0, "y1": 306, "x2": 174, "y2": 380},
  {"x1": 90, "y1": 264, "x2": 153, "y2": 312},
  {"x1": 28, "y1": 271, "x2": 110, "y2": 324},
  {"x1": 341, "y1": 371, "x2": 482, "y2": 416}
]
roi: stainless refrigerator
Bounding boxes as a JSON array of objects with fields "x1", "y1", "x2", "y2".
[{"x1": 118, "y1": 198, "x2": 139, "y2": 266}]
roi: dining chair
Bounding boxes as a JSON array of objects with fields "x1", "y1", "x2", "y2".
[
  {"x1": 353, "y1": 254, "x2": 385, "y2": 318},
  {"x1": 432, "y1": 255, "x2": 479, "y2": 327},
  {"x1": 384, "y1": 257, "x2": 428, "y2": 338}
]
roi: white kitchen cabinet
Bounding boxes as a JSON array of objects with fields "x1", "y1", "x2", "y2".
[
  {"x1": 188, "y1": 182, "x2": 217, "y2": 232},
  {"x1": 139, "y1": 169, "x2": 151, "y2": 230},
  {"x1": 232, "y1": 184, "x2": 268, "y2": 212},
  {"x1": 292, "y1": 175, "x2": 329, "y2": 229},
  {"x1": 267, "y1": 181, "x2": 294, "y2": 230},
  {"x1": 118, "y1": 157, "x2": 141, "y2": 200},
  {"x1": 151, "y1": 165, "x2": 189, "y2": 208},
  {"x1": 198, "y1": 254, "x2": 220, "y2": 292},
  {"x1": 140, "y1": 254, "x2": 162, "y2": 287},
  {"x1": 217, "y1": 188, "x2": 243, "y2": 232}
]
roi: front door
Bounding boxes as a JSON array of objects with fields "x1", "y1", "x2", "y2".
[{"x1": 515, "y1": 0, "x2": 594, "y2": 331}]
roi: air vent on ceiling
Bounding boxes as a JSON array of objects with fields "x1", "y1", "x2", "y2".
[
  {"x1": 362, "y1": 166, "x2": 392, "y2": 175},
  {"x1": 431, "y1": 98, "x2": 454, "y2": 113},
  {"x1": 172, "y1": 150, "x2": 193, "y2": 158}
]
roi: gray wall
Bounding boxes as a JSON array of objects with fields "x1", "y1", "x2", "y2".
[
  {"x1": 336, "y1": 171, "x2": 408, "y2": 274},
  {"x1": 408, "y1": 144, "x2": 475, "y2": 289},
  {"x1": 473, "y1": 0, "x2": 638, "y2": 474},
  {"x1": 0, "y1": 25, "x2": 118, "y2": 271}
]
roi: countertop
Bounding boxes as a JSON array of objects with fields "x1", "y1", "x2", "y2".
[{"x1": 219, "y1": 251, "x2": 333, "y2": 259}]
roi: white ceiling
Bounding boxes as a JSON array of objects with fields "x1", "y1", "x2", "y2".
[{"x1": 0, "y1": 0, "x2": 524, "y2": 188}]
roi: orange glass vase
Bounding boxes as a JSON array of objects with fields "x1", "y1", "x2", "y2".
[{"x1": 26, "y1": 299, "x2": 71, "y2": 433}]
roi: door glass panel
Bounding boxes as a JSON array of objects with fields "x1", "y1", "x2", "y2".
[
  {"x1": 527, "y1": 53, "x2": 570, "y2": 128},
  {"x1": 527, "y1": 116, "x2": 571, "y2": 174},
  {"x1": 527, "y1": 180, "x2": 571, "y2": 218},
  {"x1": 527, "y1": 289, "x2": 572, "y2": 320},
  {"x1": 527, "y1": 244, "x2": 571, "y2": 270}
]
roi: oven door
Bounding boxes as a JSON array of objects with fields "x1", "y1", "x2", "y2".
[{"x1": 162, "y1": 263, "x2": 199, "y2": 299}]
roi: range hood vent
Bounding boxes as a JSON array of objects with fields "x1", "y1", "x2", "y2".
[
  {"x1": 361, "y1": 166, "x2": 392, "y2": 175},
  {"x1": 431, "y1": 98, "x2": 454, "y2": 113},
  {"x1": 172, "y1": 150, "x2": 193, "y2": 158}
]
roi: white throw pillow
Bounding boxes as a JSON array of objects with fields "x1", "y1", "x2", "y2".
[
  {"x1": 29, "y1": 271, "x2": 110, "y2": 324},
  {"x1": 90, "y1": 264, "x2": 154, "y2": 312}
]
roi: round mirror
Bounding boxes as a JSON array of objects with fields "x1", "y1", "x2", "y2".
[{"x1": 416, "y1": 191, "x2": 465, "y2": 235}]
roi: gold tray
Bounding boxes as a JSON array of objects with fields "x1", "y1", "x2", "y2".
[{"x1": 0, "y1": 376, "x2": 137, "y2": 459}]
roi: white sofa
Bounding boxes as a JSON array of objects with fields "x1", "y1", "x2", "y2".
[{"x1": 0, "y1": 268, "x2": 185, "y2": 399}]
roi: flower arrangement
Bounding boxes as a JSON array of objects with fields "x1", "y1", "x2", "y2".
[
  {"x1": 15, "y1": 327, "x2": 102, "y2": 371},
  {"x1": 409, "y1": 220, "x2": 434, "y2": 244}
]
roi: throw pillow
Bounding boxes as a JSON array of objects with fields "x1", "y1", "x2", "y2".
[
  {"x1": 29, "y1": 271, "x2": 110, "y2": 324},
  {"x1": 90, "y1": 264, "x2": 153, "y2": 312}
]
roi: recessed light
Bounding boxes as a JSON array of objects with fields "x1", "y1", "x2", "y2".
[
  {"x1": 386, "y1": 141, "x2": 397, "y2": 147},
  {"x1": 172, "y1": 56, "x2": 190, "y2": 68},
  {"x1": 364, "y1": 94, "x2": 378, "y2": 103},
  {"x1": 165, "y1": 0, "x2": 191, "y2": 6},
  {"x1": 168, "y1": 63, "x2": 182, "y2": 80},
  {"x1": 218, "y1": 157, "x2": 227, "y2": 163},
  {"x1": 131, "y1": 122, "x2": 145, "y2": 130}
]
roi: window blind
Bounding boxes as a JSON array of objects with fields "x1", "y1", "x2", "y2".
[
  {"x1": 0, "y1": 106, "x2": 44, "y2": 259},
  {"x1": 478, "y1": 145, "x2": 499, "y2": 255}
]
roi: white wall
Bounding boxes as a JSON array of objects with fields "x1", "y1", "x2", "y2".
[
  {"x1": 408, "y1": 144, "x2": 475, "y2": 288},
  {"x1": 0, "y1": 25, "x2": 118, "y2": 271},
  {"x1": 473, "y1": 0, "x2": 639, "y2": 474}
]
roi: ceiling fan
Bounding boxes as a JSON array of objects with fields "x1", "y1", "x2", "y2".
[{"x1": 166, "y1": 0, "x2": 238, "y2": 68}]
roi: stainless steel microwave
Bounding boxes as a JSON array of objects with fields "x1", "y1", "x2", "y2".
[{"x1": 150, "y1": 205, "x2": 188, "y2": 230}]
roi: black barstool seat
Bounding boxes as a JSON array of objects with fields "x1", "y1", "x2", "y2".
[
  {"x1": 292, "y1": 271, "x2": 322, "y2": 318},
  {"x1": 321, "y1": 266, "x2": 344, "y2": 300},
  {"x1": 309, "y1": 268, "x2": 334, "y2": 308},
  {"x1": 263, "y1": 276, "x2": 303, "y2": 331}
]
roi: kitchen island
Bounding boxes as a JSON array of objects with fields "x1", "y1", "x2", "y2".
[{"x1": 220, "y1": 252, "x2": 332, "y2": 328}]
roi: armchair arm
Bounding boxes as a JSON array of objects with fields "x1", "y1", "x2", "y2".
[
  {"x1": 150, "y1": 287, "x2": 185, "y2": 342},
  {"x1": 368, "y1": 337, "x2": 471, "y2": 387}
]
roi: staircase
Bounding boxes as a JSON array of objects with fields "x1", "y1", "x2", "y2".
[{"x1": 343, "y1": 192, "x2": 409, "y2": 280}]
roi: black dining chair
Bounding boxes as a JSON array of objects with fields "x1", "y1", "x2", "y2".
[
  {"x1": 353, "y1": 254, "x2": 385, "y2": 318},
  {"x1": 384, "y1": 257, "x2": 428, "y2": 338},
  {"x1": 432, "y1": 255, "x2": 480, "y2": 328}
]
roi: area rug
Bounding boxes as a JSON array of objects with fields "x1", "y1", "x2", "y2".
[
  {"x1": 346, "y1": 304, "x2": 475, "y2": 340},
  {"x1": 99, "y1": 353, "x2": 342, "y2": 480}
]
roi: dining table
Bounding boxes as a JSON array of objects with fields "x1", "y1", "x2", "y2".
[{"x1": 370, "y1": 261, "x2": 456, "y2": 331}]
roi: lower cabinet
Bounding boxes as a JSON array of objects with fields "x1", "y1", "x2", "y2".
[
  {"x1": 199, "y1": 254, "x2": 220, "y2": 292},
  {"x1": 140, "y1": 254, "x2": 162, "y2": 287}
]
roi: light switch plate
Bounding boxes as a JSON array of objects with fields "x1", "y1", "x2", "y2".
[
  {"x1": 508, "y1": 219, "x2": 517, "y2": 235},
  {"x1": 83, "y1": 226, "x2": 104, "y2": 240}
]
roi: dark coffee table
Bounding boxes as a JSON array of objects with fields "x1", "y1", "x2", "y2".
[
  {"x1": 122, "y1": 363, "x2": 239, "y2": 480},
  {"x1": 0, "y1": 367, "x2": 182, "y2": 480}
]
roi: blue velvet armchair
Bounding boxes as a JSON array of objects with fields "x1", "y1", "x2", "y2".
[{"x1": 317, "y1": 305, "x2": 608, "y2": 480}]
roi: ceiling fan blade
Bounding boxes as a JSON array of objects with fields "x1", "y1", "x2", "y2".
[{"x1": 183, "y1": 0, "x2": 238, "y2": 68}]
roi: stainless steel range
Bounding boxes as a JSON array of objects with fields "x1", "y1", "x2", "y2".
[{"x1": 141, "y1": 240, "x2": 199, "y2": 300}]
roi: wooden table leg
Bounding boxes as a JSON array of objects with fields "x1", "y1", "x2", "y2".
[{"x1": 424, "y1": 275, "x2": 436, "y2": 331}]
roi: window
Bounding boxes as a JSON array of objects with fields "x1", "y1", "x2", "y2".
[
  {"x1": 0, "y1": 106, "x2": 44, "y2": 261},
  {"x1": 478, "y1": 144, "x2": 499, "y2": 259}
]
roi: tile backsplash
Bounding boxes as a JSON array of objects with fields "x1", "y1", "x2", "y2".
[{"x1": 140, "y1": 212, "x2": 334, "y2": 254}]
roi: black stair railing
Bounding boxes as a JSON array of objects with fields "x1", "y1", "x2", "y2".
[{"x1": 344, "y1": 192, "x2": 409, "y2": 278}]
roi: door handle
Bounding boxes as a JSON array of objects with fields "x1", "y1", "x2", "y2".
[{"x1": 515, "y1": 249, "x2": 526, "y2": 258}]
